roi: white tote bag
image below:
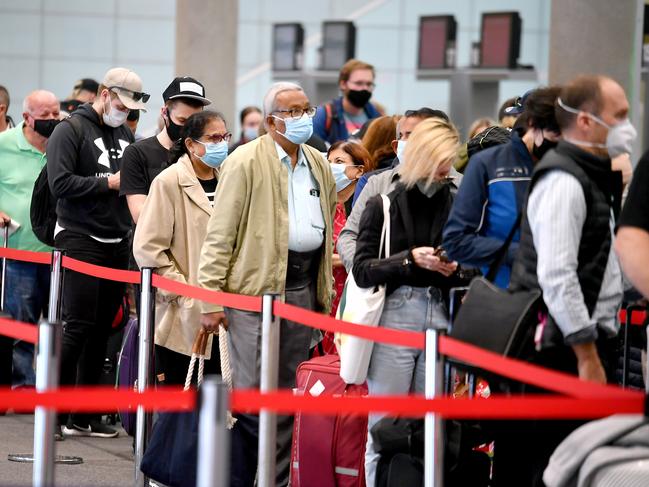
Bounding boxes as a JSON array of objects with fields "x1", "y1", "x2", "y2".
[{"x1": 337, "y1": 194, "x2": 391, "y2": 384}]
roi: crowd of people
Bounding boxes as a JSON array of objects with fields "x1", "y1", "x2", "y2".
[{"x1": 0, "y1": 56, "x2": 648, "y2": 487}]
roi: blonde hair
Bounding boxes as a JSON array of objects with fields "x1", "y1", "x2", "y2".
[{"x1": 399, "y1": 118, "x2": 460, "y2": 189}]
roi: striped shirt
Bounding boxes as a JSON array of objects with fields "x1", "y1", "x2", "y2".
[
  {"x1": 527, "y1": 170, "x2": 622, "y2": 343},
  {"x1": 199, "y1": 177, "x2": 217, "y2": 207}
]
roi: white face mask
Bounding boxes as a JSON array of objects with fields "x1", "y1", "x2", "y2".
[
  {"x1": 102, "y1": 95, "x2": 129, "y2": 128},
  {"x1": 396, "y1": 140, "x2": 407, "y2": 162},
  {"x1": 557, "y1": 97, "x2": 636, "y2": 158}
]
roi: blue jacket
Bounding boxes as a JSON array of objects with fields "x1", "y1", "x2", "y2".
[
  {"x1": 442, "y1": 132, "x2": 533, "y2": 288},
  {"x1": 313, "y1": 96, "x2": 381, "y2": 144}
]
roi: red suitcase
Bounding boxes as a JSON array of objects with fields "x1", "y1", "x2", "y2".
[{"x1": 290, "y1": 355, "x2": 368, "y2": 487}]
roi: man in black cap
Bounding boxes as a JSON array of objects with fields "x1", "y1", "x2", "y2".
[
  {"x1": 60, "y1": 78, "x2": 100, "y2": 115},
  {"x1": 120, "y1": 76, "x2": 211, "y2": 224}
]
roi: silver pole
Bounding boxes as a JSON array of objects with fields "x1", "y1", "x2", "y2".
[
  {"x1": 32, "y1": 320, "x2": 63, "y2": 487},
  {"x1": 258, "y1": 293, "x2": 280, "y2": 487},
  {"x1": 424, "y1": 328, "x2": 444, "y2": 487},
  {"x1": 197, "y1": 377, "x2": 230, "y2": 487},
  {"x1": 47, "y1": 250, "x2": 64, "y2": 323},
  {"x1": 1, "y1": 225, "x2": 8, "y2": 310},
  {"x1": 134, "y1": 268, "x2": 155, "y2": 487}
]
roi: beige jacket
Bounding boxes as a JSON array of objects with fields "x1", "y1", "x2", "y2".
[
  {"x1": 134, "y1": 154, "x2": 216, "y2": 358},
  {"x1": 198, "y1": 134, "x2": 336, "y2": 314}
]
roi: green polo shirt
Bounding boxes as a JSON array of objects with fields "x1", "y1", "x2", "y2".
[{"x1": 0, "y1": 122, "x2": 51, "y2": 252}]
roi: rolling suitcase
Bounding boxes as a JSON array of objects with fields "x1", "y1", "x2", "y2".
[
  {"x1": 290, "y1": 354, "x2": 368, "y2": 487},
  {"x1": 117, "y1": 317, "x2": 139, "y2": 435}
]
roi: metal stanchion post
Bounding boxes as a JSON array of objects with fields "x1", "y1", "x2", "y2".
[
  {"x1": 258, "y1": 293, "x2": 280, "y2": 487},
  {"x1": 48, "y1": 250, "x2": 64, "y2": 323},
  {"x1": 135, "y1": 268, "x2": 156, "y2": 487},
  {"x1": 424, "y1": 329, "x2": 444, "y2": 487},
  {"x1": 1, "y1": 225, "x2": 8, "y2": 310},
  {"x1": 32, "y1": 319, "x2": 63, "y2": 487},
  {"x1": 197, "y1": 377, "x2": 230, "y2": 487}
]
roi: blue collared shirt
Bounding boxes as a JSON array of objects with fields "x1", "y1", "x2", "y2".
[{"x1": 275, "y1": 142, "x2": 325, "y2": 252}]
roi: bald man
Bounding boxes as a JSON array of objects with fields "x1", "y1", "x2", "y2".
[{"x1": 0, "y1": 90, "x2": 60, "y2": 389}]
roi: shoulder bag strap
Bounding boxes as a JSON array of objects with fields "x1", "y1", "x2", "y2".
[
  {"x1": 378, "y1": 194, "x2": 391, "y2": 259},
  {"x1": 485, "y1": 211, "x2": 522, "y2": 282}
]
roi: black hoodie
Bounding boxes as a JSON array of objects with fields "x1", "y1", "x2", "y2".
[{"x1": 47, "y1": 104, "x2": 134, "y2": 240}]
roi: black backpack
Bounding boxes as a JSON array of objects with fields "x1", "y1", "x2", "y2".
[{"x1": 30, "y1": 115, "x2": 83, "y2": 246}]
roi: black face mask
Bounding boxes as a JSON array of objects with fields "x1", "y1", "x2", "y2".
[
  {"x1": 532, "y1": 138, "x2": 558, "y2": 161},
  {"x1": 346, "y1": 89, "x2": 372, "y2": 109},
  {"x1": 165, "y1": 112, "x2": 183, "y2": 142},
  {"x1": 33, "y1": 119, "x2": 60, "y2": 138}
]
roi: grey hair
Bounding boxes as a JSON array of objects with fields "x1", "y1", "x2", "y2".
[{"x1": 263, "y1": 82, "x2": 304, "y2": 118}]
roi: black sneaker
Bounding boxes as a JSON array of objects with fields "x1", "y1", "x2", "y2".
[
  {"x1": 54, "y1": 424, "x2": 64, "y2": 441},
  {"x1": 63, "y1": 420, "x2": 119, "y2": 438}
]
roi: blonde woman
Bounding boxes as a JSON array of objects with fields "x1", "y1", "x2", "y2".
[
  {"x1": 352, "y1": 118, "x2": 467, "y2": 485},
  {"x1": 134, "y1": 110, "x2": 230, "y2": 384}
]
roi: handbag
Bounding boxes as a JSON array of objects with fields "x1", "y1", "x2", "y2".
[
  {"x1": 140, "y1": 327, "x2": 235, "y2": 486},
  {"x1": 336, "y1": 194, "x2": 391, "y2": 385},
  {"x1": 449, "y1": 214, "x2": 542, "y2": 358}
]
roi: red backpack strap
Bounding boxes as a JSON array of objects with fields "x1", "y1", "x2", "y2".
[{"x1": 325, "y1": 102, "x2": 333, "y2": 133}]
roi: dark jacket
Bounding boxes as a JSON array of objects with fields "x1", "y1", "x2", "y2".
[
  {"x1": 510, "y1": 141, "x2": 623, "y2": 343},
  {"x1": 443, "y1": 131, "x2": 530, "y2": 288},
  {"x1": 353, "y1": 182, "x2": 466, "y2": 296},
  {"x1": 47, "y1": 104, "x2": 134, "y2": 239},
  {"x1": 313, "y1": 96, "x2": 381, "y2": 144}
]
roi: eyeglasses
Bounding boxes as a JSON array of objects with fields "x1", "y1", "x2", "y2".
[
  {"x1": 108, "y1": 86, "x2": 150, "y2": 103},
  {"x1": 347, "y1": 80, "x2": 376, "y2": 90},
  {"x1": 273, "y1": 106, "x2": 317, "y2": 119},
  {"x1": 196, "y1": 132, "x2": 232, "y2": 144}
]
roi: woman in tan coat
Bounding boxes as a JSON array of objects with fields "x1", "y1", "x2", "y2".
[{"x1": 134, "y1": 110, "x2": 230, "y2": 384}]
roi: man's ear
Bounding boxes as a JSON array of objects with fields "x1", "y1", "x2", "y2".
[{"x1": 391, "y1": 139, "x2": 398, "y2": 154}]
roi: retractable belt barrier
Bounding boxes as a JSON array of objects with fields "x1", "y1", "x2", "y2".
[{"x1": 0, "y1": 246, "x2": 646, "y2": 419}]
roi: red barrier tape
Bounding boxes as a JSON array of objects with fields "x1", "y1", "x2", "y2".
[
  {"x1": 0, "y1": 247, "x2": 50, "y2": 265},
  {"x1": 152, "y1": 274, "x2": 262, "y2": 312},
  {"x1": 230, "y1": 389, "x2": 644, "y2": 419},
  {"x1": 274, "y1": 301, "x2": 425, "y2": 350},
  {"x1": 0, "y1": 387, "x2": 194, "y2": 413},
  {"x1": 61, "y1": 256, "x2": 140, "y2": 284},
  {"x1": 619, "y1": 309, "x2": 647, "y2": 326},
  {"x1": 0, "y1": 387, "x2": 642, "y2": 419},
  {"x1": 0, "y1": 317, "x2": 38, "y2": 344},
  {"x1": 439, "y1": 335, "x2": 640, "y2": 399}
]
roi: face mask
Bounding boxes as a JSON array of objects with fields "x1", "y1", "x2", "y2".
[
  {"x1": 330, "y1": 163, "x2": 355, "y2": 192},
  {"x1": 273, "y1": 114, "x2": 313, "y2": 145},
  {"x1": 532, "y1": 138, "x2": 558, "y2": 161},
  {"x1": 416, "y1": 180, "x2": 446, "y2": 198},
  {"x1": 346, "y1": 89, "x2": 372, "y2": 109},
  {"x1": 557, "y1": 98, "x2": 637, "y2": 157},
  {"x1": 243, "y1": 126, "x2": 258, "y2": 141},
  {"x1": 102, "y1": 96, "x2": 129, "y2": 128},
  {"x1": 396, "y1": 140, "x2": 407, "y2": 162},
  {"x1": 165, "y1": 111, "x2": 183, "y2": 142},
  {"x1": 193, "y1": 140, "x2": 228, "y2": 168},
  {"x1": 33, "y1": 118, "x2": 60, "y2": 138}
]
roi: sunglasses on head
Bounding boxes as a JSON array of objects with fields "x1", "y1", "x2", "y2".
[{"x1": 109, "y1": 86, "x2": 150, "y2": 103}]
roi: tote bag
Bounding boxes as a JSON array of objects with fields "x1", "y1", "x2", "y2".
[{"x1": 337, "y1": 194, "x2": 391, "y2": 384}]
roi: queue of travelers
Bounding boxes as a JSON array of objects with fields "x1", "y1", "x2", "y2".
[{"x1": 0, "y1": 58, "x2": 647, "y2": 487}]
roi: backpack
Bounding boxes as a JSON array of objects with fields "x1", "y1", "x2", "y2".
[
  {"x1": 30, "y1": 115, "x2": 83, "y2": 246},
  {"x1": 324, "y1": 101, "x2": 340, "y2": 143}
]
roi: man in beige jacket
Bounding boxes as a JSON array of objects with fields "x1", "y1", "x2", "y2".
[{"x1": 198, "y1": 82, "x2": 336, "y2": 486}]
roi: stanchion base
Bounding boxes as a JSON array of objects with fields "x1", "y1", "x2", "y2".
[{"x1": 7, "y1": 453, "x2": 83, "y2": 465}]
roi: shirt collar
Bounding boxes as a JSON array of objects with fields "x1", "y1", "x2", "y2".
[
  {"x1": 275, "y1": 141, "x2": 306, "y2": 167},
  {"x1": 14, "y1": 122, "x2": 43, "y2": 155}
]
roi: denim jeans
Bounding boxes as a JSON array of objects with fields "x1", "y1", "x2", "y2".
[
  {"x1": 4, "y1": 261, "x2": 50, "y2": 387},
  {"x1": 364, "y1": 285, "x2": 449, "y2": 487}
]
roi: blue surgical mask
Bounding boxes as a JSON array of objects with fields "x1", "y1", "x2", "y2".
[
  {"x1": 193, "y1": 140, "x2": 228, "y2": 169},
  {"x1": 243, "y1": 126, "x2": 258, "y2": 141},
  {"x1": 396, "y1": 140, "x2": 407, "y2": 163},
  {"x1": 273, "y1": 114, "x2": 313, "y2": 145},
  {"x1": 330, "y1": 163, "x2": 354, "y2": 192}
]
